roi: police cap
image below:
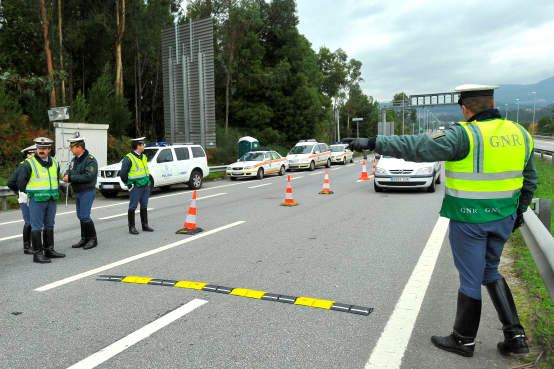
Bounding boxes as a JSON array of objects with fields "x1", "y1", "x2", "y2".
[
  {"x1": 131, "y1": 137, "x2": 146, "y2": 145},
  {"x1": 455, "y1": 84, "x2": 497, "y2": 105},
  {"x1": 33, "y1": 137, "x2": 54, "y2": 148},
  {"x1": 21, "y1": 144, "x2": 37, "y2": 154},
  {"x1": 68, "y1": 132, "x2": 85, "y2": 146}
]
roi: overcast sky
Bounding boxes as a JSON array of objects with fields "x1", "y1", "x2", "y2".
[{"x1": 296, "y1": 0, "x2": 554, "y2": 101}]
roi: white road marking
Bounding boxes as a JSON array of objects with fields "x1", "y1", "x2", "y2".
[
  {"x1": 98, "y1": 208, "x2": 154, "y2": 221},
  {"x1": 0, "y1": 234, "x2": 22, "y2": 242},
  {"x1": 330, "y1": 167, "x2": 343, "y2": 171},
  {"x1": 197, "y1": 192, "x2": 227, "y2": 200},
  {"x1": 307, "y1": 172, "x2": 323, "y2": 176},
  {"x1": 365, "y1": 217, "x2": 450, "y2": 369},
  {"x1": 34, "y1": 221, "x2": 246, "y2": 292},
  {"x1": 65, "y1": 299, "x2": 208, "y2": 369},
  {"x1": 290, "y1": 176, "x2": 304, "y2": 180},
  {"x1": 248, "y1": 183, "x2": 272, "y2": 189}
]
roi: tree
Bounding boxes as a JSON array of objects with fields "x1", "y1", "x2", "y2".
[
  {"x1": 56, "y1": 0, "x2": 66, "y2": 104},
  {"x1": 39, "y1": 0, "x2": 57, "y2": 107},
  {"x1": 114, "y1": 0, "x2": 125, "y2": 97}
]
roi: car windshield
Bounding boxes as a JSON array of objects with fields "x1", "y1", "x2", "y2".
[
  {"x1": 289, "y1": 145, "x2": 314, "y2": 154},
  {"x1": 143, "y1": 148, "x2": 158, "y2": 162},
  {"x1": 240, "y1": 152, "x2": 265, "y2": 161},
  {"x1": 330, "y1": 145, "x2": 346, "y2": 152}
]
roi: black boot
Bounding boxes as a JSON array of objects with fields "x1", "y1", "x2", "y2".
[
  {"x1": 31, "y1": 230, "x2": 50, "y2": 263},
  {"x1": 43, "y1": 229, "x2": 65, "y2": 258},
  {"x1": 485, "y1": 278, "x2": 529, "y2": 355},
  {"x1": 23, "y1": 224, "x2": 32, "y2": 254},
  {"x1": 82, "y1": 221, "x2": 98, "y2": 250},
  {"x1": 140, "y1": 208, "x2": 154, "y2": 232},
  {"x1": 128, "y1": 210, "x2": 139, "y2": 234},
  {"x1": 72, "y1": 221, "x2": 87, "y2": 248},
  {"x1": 431, "y1": 292, "x2": 482, "y2": 357}
]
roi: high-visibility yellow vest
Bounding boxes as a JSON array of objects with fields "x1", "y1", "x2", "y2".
[
  {"x1": 125, "y1": 152, "x2": 150, "y2": 187},
  {"x1": 440, "y1": 118, "x2": 533, "y2": 223},
  {"x1": 25, "y1": 156, "x2": 59, "y2": 202}
]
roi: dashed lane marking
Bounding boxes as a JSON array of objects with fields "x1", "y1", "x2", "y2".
[
  {"x1": 97, "y1": 274, "x2": 374, "y2": 316},
  {"x1": 34, "y1": 221, "x2": 246, "y2": 292},
  {"x1": 98, "y1": 208, "x2": 154, "y2": 221},
  {"x1": 65, "y1": 299, "x2": 207, "y2": 369},
  {"x1": 0, "y1": 234, "x2": 22, "y2": 242},
  {"x1": 290, "y1": 176, "x2": 304, "y2": 180},
  {"x1": 248, "y1": 183, "x2": 272, "y2": 189}
]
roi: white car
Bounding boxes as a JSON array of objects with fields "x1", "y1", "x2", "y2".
[
  {"x1": 286, "y1": 140, "x2": 331, "y2": 171},
  {"x1": 96, "y1": 143, "x2": 210, "y2": 198},
  {"x1": 373, "y1": 155, "x2": 441, "y2": 193},
  {"x1": 330, "y1": 144, "x2": 354, "y2": 165},
  {"x1": 226, "y1": 150, "x2": 288, "y2": 180}
]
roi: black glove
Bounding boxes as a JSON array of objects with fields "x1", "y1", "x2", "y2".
[
  {"x1": 349, "y1": 137, "x2": 376, "y2": 151},
  {"x1": 512, "y1": 212, "x2": 524, "y2": 232}
]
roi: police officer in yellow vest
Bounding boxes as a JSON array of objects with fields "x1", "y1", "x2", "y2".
[
  {"x1": 119, "y1": 137, "x2": 154, "y2": 234},
  {"x1": 350, "y1": 84, "x2": 537, "y2": 358},
  {"x1": 16, "y1": 137, "x2": 66, "y2": 263}
]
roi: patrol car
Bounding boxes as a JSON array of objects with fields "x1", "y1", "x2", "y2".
[
  {"x1": 226, "y1": 150, "x2": 288, "y2": 180},
  {"x1": 286, "y1": 140, "x2": 331, "y2": 171},
  {"x1": 96, "y1": 143, "x2": 210, "y2": 198},
  {"x1": 373, "y1": 155, "x2": 441, "y2": 193},
  {"x1": 329, "y1": 143, "x2": 354, "y2": 164}
]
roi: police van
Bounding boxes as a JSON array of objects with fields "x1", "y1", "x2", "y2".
[
  {"x1": 286, "y1": 139, "x2": 331, "y2": 171},
  {"x1": 96, "y1": 143, "x2": 210, "y2": 198}
]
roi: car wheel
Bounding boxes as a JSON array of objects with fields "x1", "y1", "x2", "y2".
[
  {"x1": 100, "y1": 190, "x2": 118, "y2": 198},
  {"x1": 435, "y1": 174, "x2": 441, "y2": 184},
  {"x1": 188, "y1": 170, "x2": 203, "y2": 190},
  {"x1": 326, "y1": 159, "x2": 331, "y2": 168},
  {"x1": 256, "y1": 168, "x2": 264, "y2": 180},
  {"x1": 309, "y1": 161, "x2": 315, "y2": 171},
  {"x1": 279, "y1": 166, "x2": 286, "y2": 176},
  {"x1": 342, "y1": 158, "x2": 347, "y2": 165},
  {"x1": 374, "y1": 181, "x2": 383, "y2": 192},
  {"x1": 350, "y1": 157, "x2": 354, "y2": 163},
  {"x1": 230, "y1": 176, "x2": 237, "y2": 181},
  {"x1": 427, "y1": 174, "x2": 436, "y2": 193}
]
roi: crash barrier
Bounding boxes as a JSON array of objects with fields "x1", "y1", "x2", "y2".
[
  {"x1": 97, "y1": 274, "x2": 373, "y2": 316},
  {"x1": 209, "y1": 165, "x2": 228, "y2": 173},
  {"x1": 533, "y1": 135, "x2": 554, "y2": 164},
  {"x1": 0, "y1": 186, "x2": 14, "y2": 210},
  {"x1": 520, "y1": 198, "x2": 554, "y2": 301}
]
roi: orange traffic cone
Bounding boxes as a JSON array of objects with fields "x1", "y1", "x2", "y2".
[
  {"x1": 372, "y1": 158, "x2": 377, "y2": 175},
  {"x1": 280, "y1": 175, "x2": 298, "y2": 206},
  {"x1": 176, "y1": 190, "x2": 204, "y2": 235},
  {"x1": 358, "y1": 159, "x2": 370, "y2": 181},
  {"x1": 319, "y1": 169, "x2": 334, "y2": 195}
]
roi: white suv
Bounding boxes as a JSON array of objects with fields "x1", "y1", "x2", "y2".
[
  {"x1": 96, "y1": 143, "x2": 210, "y2": 198},
  {"x1": 286, "y1": 140, "x2": 331, "y2": 171}
]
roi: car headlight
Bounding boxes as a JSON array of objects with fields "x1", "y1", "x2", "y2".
[
  {"x1": 376, "y1": 167, "x2": 387, "y2": 174},
  {"x1": 416, "y1": 166, "x2": 434, "y2": 175}
]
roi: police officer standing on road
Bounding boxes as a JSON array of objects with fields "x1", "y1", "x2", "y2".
[
  {"x1": 7, "y1": 144, "x2": 36, "y2": 254},
  {"x1": 119, "y1": 137, "x2": 154, "y2": 234},
  {"x1": 351, "y1": 84, "x2": 537, "y2": 358},
  {"x1": 63, "y1": 135, "x2": 99, "y2": 250},
  {"x1": 17, "y1": 137, "x2": 66, "y2": 263}
]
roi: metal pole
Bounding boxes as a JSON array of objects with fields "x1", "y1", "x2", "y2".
[
  {"x1": 531, "y1": 92, "x2": 537, "y2": 126},
  {"x1": 516, "y1": 99, "x2": 520, "y2": 123},
  {"x1": 356, "y1": 121, "x2": 359, "y2": 138},
  {"x1": 505, "y1": 104, "x2": 508, "y2": 119},
  {"x1": 402, "y1": 98, "x2": 405, "y2": 135}
]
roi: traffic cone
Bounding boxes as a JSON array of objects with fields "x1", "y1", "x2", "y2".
[
  {"x1": 372, "y1": 158, "x2": 377, "y2": 175},
  {"x1": 280, "y1": 175, "x2": 298, "y2": 206},
  {"x1": 358, "y1": 160, "x2": 370, "y2": 181},
  {"x1": 319, "y1": 169, "x2": 334, "y2": 195},
  {"x1": 176, "y1": 190, "x2": 203, "y2": 235}
]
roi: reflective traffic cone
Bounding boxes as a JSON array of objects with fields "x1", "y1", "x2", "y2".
[
  {"x1": 319, "y1": 169, "x2": 334, "y2": 194},
  {"x1": 358, "y1": 159, "x2": 370, "y2": 181},
  {"x1": 280, "y1": 175, "x2": 298, "y2": 206},
  {"x1": 176, "y1": 190, "x2": 204, "y2": 235},
  {"x1": 372, "y1": 158, "x2": 377, "y2": 175}
]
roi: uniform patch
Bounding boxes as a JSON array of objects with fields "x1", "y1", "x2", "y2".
[{"x1": 432, "y1": 131, "x2": 446, "y2": 140}]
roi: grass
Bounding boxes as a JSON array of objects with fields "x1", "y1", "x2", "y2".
[
  {"x1": 503, "y1": 157, "x2": 554, "y2": 368},
  {"x1": 205, "y1": 171, "x2": 225, "y2": 181}
]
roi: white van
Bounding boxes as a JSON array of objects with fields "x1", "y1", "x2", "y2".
[
  {"x1": 96, "y1": 143, "x2": 210, "y2": 198},
  {"x1": 286, "y1": 139, "x2": 331, "y2": 171}
]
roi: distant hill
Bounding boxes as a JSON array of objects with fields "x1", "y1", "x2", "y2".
[{"x1": 495, "y1": 76, "x2": 554, "y2": 107}]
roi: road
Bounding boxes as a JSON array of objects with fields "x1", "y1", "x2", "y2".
[{"x1": 0, "y1": 161, "x2": 517, "y2": 369}]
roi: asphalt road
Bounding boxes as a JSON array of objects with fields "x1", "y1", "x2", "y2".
[{"x1": 0, "y1": 161, "x2": 518, "y2": 369}]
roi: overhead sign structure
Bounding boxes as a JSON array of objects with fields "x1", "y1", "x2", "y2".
[{"x1": 161, "y1": 18, "x2": 216, "y2": 148}]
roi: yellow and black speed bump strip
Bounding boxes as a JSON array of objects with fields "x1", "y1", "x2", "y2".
[{"x1": 96, "y1": 275, "x2": 373, "y2": 316}]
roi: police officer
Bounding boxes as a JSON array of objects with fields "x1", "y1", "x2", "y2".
[
  {"x1": 63, "y1": 135, "x2": 99, "y2": 250},
  {"x1": 7, "y1": 144, "x2": 36, "y2": 254},
  {"x1": 17, "y1": 137, "x2": 66, "y2": 263},
  {"x1": 351, "y1": 84, "x2": 537, "y2": 357},
  {"x1": 119, "y1": 137, "x2": 154, "y2": 234}
]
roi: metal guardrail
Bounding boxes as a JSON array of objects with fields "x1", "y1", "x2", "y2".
[
  {"x1": 209, "y1": 165, "x2": 228, "y2": 173},
  {"x1": 0, "y1": 186, "x2": 15, "y2": 210},
  {"x1": 520, "y1": 199, "x2": 554, "y2": 301}
]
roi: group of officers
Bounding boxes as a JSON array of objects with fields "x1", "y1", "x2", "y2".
[{"x1": 7, "y1": 136, "x2": 154, "y2": 264}]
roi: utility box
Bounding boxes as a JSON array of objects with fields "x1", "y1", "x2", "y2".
[
  {"x1": 53, "y1": 122, "x2": 109, "y2": 172},
  {"x1": 238, "y1": 136, "x2": 259, "y2": 159}
]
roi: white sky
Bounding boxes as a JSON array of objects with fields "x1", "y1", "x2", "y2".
[{"x1": 296, "y1": 0, "x2": 554, "y2": 101}]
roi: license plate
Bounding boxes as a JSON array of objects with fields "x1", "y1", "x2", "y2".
[
  {"x1": 102, "y1": 184, "x2": 114, "y2": 189},
  {"x1": 391, "y1": 177, "x2": 409, "y2": 182},
  {"x1": 233, "y1": 172, "x2": 243, "y2": 175}
]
